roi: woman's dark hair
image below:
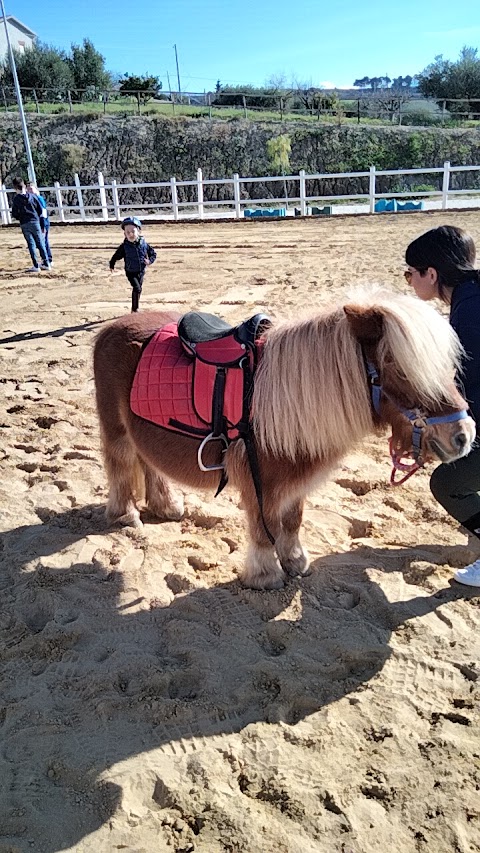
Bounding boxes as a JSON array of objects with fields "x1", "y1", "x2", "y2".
[
  {"x1": 405, "y1": 225, "x2": 480, "y2": 302},
  {"x1": 12, "y1": 176, "x2": 25, "y2": 191}
]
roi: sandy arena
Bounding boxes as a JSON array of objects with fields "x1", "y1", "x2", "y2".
[{"x1": 1, "y1": 211, "x2": 479, "y2": 853}]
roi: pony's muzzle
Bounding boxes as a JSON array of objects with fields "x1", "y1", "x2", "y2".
[{"x1": 425, "y1": 415, "x2": 476, "y2": 463}]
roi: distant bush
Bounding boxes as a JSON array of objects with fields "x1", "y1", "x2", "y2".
[{"x1": 401, "y1": 110, "x2": 444, "y2": 126}]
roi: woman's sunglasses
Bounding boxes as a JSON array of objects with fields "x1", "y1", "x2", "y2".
[{"x1": 404, "y1": 267, "x2": 427, "y2": 283}]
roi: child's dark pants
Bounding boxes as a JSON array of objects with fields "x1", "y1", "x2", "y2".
[{"x1": 126, "y1": 270, "x2": 145, "y2": 312}]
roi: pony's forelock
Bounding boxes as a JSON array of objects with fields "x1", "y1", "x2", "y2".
[
  {"x1": 346, "y1": 285, "x2": 463, "y2": 403},
  {"x1": 252, "y1": 286, "x2": 463, "y2": 461}
]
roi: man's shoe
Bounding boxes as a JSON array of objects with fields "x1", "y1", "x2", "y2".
[
  {"x1": 40, "y1": 263, "x2": 51, "y2": 271},
  {"x1": 454, "y1": 558, "x2": 480, "y2": 587},
  {"x1": 26, "y1": 266, "x2": 39, "y2": 272}
]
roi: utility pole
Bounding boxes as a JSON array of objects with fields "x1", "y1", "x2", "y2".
[
  {"x1": 0, "y1": 0, "x2": 36, "y2": 183},
  {"x1": 173, "y1": 43, "x2": 181, "y2": 99}
]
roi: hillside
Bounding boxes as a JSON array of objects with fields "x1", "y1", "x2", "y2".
[{"x1": 1, "y1": 114, "x2": 480, "y2": 201}]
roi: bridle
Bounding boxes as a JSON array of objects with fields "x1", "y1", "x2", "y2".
[{"x1": 365, "y1": 361, "x2": 469, "y2": 486}]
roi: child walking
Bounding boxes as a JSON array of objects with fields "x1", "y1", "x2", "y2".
[{"x1": 109, "y1": 217, "x2": 156, "y2": 312}]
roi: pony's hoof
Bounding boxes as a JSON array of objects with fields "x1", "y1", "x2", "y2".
[
  {"x1": 164, "y1": 495, "x2": 185, "y2": 521},
  {"x1": 240, "y1": 573, "x2": 285, "y2": 590},
  {"x1": 281, "y1": 548, "x2": 310, "y2": 577},
  {"x1": 115, "y1": 511, "x2": 143, "y2": 528},
  {"x1": 241, "y1": 545, "x2": 286, "y2": 589},
  {"x1": 148, "y1": 495, "x2": 184, "y2": 522}
]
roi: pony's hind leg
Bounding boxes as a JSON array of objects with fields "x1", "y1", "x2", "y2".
[
  {"x1": 144, "y1": 464, "x2": 184, "y2": 521},
  {"x1": 276, "y1": 498, "x2": 310, "y2": 578},
  {"x1": 102, "y1": 429, "x2": 144, "y2": 528}
]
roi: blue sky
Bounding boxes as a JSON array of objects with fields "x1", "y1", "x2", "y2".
[{"x1": 7, "y1": 0, "x2": 480, "y2": 91}]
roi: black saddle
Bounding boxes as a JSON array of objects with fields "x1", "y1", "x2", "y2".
[{"x1": 178, "y1": 311, "x2": 271, "y2": 353}]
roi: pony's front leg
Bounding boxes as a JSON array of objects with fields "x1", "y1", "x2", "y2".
[
  {"x1": 276, "y1": 498, "x2": 310, "y2": 578},
  {"x1": 242, "y1": 504, "x2": 284, "y2": 590}
]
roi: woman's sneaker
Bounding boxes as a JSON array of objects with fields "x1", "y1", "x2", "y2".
[
  {"x1": 454, "y1": 558, "x2": 480, "y2": 587},
  {"x1": 40, "y1": 263, "x2": 51, "y2": 270},
  {"x1": 26, "y1": 265, "x2": 39, "y2": 272}
]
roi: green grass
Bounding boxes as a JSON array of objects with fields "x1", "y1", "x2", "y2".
[
  {"x1": 1, "y1": 98, "x2": 386, "y2": 125},
  {"x1": 3, "y1": 96, "x2": 477, "y2": 127}
]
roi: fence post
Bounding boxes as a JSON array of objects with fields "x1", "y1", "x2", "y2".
[
  {"x1": 233, "y1": 173, "x2": 241, "y2": 218},
  {"x1": 67, "y1": 90, "x2": 72, "y2": 114},
  {"x1": 73, "y1": 173, "x2": 86, "y2": 221},
  {"x1": 0, "y1": 185, "x2": 9, "y2": 224},
  {"x1": 1, "y1": 87, "x2": 7, "y2": 112},
  {"x1": 242, "y1": 95, "x2": 247, "y2": 119},
  {"x1": 98, "y1": 172, "x2": 109, "y2": 221},
  {"x1": 170, "y1": 176, "x2": 179, "y2": 221},
  {"x1": 442, "y1": 161, "x2": 450, "y2": 210},
  {"x1": 54, "y1": 181, "x2": 65, "y2": 222},
  {"x1": 208, "y1": 91, "x2": 212, "y2": 120},
  {"x1": 299, "y1": 169, "x2": 307, "y2": 216},
  {"x1": 32, "y1": 89, "x2": 40, "y2": 114},
  {"x1": 111, "y1": 179, "x2": 120, "y2": 220},
  {"x1": 196, "y1": 167, "x2": 204, "y2": 219},
  {"x1": 369, "y1": 165, "x2": 376, "y2": 213}
]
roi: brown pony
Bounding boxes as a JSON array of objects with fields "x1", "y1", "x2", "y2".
[{"x1": 93, "y1": 287, "x2": 475, "y2": 590}]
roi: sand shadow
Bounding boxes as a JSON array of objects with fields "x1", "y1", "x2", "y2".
[
  {"x1": 0, "y1": 319, "x2": 115, "y2": 346},
  {"x1": 0, "y1": 507, "x2": 476, "y2": 851}
]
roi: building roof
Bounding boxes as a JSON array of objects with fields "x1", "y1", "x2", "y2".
[{"x1": 0, "y1": 16, "x2": 37, "y2": 38}]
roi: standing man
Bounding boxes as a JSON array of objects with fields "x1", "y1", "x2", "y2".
[{"x1": 11, "y1": 176, "x2": 50, "y2": 272}]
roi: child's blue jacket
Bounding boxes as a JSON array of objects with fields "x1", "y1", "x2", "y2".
[{"x1": 109, "y1": 237, "x2": 156, "y2": 272}]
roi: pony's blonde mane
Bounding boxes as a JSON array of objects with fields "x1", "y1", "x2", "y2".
[{"x1": 253, "y1": 286, "x2": 463, "y2": 461}]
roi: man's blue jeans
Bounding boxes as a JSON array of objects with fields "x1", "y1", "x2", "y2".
[{"x1": 21, "y1": 220, "x2": 48, "y2": 267}]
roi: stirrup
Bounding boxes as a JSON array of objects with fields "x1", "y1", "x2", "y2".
[{"x1": 197, "y1": 432, "x2": 229, "y2": 472}]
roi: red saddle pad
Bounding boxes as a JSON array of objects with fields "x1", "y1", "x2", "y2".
[{"x1": 130, "y1": 323, "x2": 248, "y2": 438}]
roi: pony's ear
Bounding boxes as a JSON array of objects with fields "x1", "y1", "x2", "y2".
[{"x1": 343, "y1": 304, "x2": 384, "y2": 342}]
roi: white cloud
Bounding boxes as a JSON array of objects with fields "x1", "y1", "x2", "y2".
[{"x1": 319, "y1": 81, "x2": 352, "y2": 90}]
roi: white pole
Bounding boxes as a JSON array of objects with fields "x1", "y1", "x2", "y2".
[
  {"x1": 369, "y1": 165, "x2": 376, "y2": 213},
  {"x1": 196, "y1": 167, "x2": 204, "y2": 219},
  {"x1": 0, "y1": 0, "x2": 36, "y2": 184},
  {"x1": 442, "y1": 161, "x2": 450, "y2": 210},
  {"x1": 74, "y1": 173, "x2": 86, "y2": 221},
  {"x1": 170, "y1": 176, "x2": 179, "y2": 220},
  {"x1": 111, "y1": 178, "x2": 120, "y2": 220},
  {"x1": 233, "y1": 173, "x2": 241, "y2": 219},
  {"x1": 98, "y1": 172, "x2": 109, "y2": 221},
  {"x1": 0, "y1": 184, "x2": 9, "y2": 224},
  {"x1": 299, "y1": 169, "x2": 307, "y2": 216},
  {"x1": 54, "y1": 181, "x2": 65, "y2": 222}
]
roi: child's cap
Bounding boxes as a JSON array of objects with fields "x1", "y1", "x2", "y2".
[{"x1": 122, "y1": 216, "x2": 142, "y2": 229}]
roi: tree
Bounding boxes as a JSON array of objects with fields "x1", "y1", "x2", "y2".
[
  {"x1": 418, "y1": 46, "x2": 480, "y2": 114},
  {"x1": 0, "y1": 42, "x2": 73, "y2": 100},
  {"x1": 266, "y1": 134, "x2": 291, "y2": 206},
  {"x1": 354, "y1": 77, "x2": 371, "y2": 88},
  {"x1": 369, "y1": 89, "x2": 413, "y2": 124},
  {"x1": 68, "y1": 38, "x2": 111, "y2": 96},
  {"x1": 392, "y1": 75, "x2": 413, "y2": 89},
  {"x1": 119, "y1": 74, "x2": 162, "y2": 104}
]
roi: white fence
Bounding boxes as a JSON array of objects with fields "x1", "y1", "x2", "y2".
[{"x1": 1, "y1": 161, "x2": 480, "y2": 225}]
